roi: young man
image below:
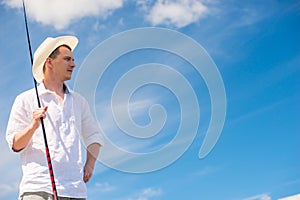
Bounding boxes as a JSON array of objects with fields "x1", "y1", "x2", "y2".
[{"x1": 6, "y1": 36, "x2": 103, "y2": 199}]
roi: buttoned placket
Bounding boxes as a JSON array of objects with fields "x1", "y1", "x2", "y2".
[
  {"x1": 38, "y1": 84, "x2": 76, "y2": 149},
  {"x1": 39, "y1": 84, "x2": 71, "y2": 124}
]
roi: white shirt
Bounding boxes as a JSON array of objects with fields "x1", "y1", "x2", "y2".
[{"x1": 6, "y1": 83, "x2": 104, "y2": 198}]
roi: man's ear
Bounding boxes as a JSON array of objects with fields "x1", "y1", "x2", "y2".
[
  {"x1": 46, "y1": 57, "x2": 51, "y2": 64},
  {"x1": 45, "y1": 57, "x2": 53, "y2": 68}
]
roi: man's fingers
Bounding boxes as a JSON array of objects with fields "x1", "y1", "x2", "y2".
[
  {"x1": 83, "y1": 167, "x2": 93, "y2": 183},
  {"x1": 83, "y1": 172, "x2": 91, "y2": 183},
  {"x1": 32, "y1": 106, "x2": 48, "y2": 120},
  {"x1": 41, "y1": 106, "x2": 48, "y2": 119}
]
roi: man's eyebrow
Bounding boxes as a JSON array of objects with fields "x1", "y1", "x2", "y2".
[{"x1": 63, "y1": 55, "x2": 74, "y2": 61}]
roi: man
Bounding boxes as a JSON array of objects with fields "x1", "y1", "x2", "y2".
[{"x1": 6, "y1": 36, "x2": 103, "y2": 199}]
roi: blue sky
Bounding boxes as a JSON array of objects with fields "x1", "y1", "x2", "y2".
[{"x1": 0, "y1": 0, "x2": 299, "y2": 200}]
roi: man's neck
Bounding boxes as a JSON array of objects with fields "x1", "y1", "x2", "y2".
[{"x1": 43, "y1": 79, "x2": 65, "y2": 98}]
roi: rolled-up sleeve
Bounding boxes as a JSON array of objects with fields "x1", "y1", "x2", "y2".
[
  {"x1": 6, "y1": 94, "x2": 32, "y2": 152},
  {"x1": 75, "y1": 93, "x2": 104, "y2": 147}
]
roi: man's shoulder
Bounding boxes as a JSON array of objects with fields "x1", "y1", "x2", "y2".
[
  {"x1": 16, "y1": 87, "x2": 36, "y2": 99},
  {"x1": 11, "y1": 87, "x2": 37, "y2": 108},
  {"x1": 72, "y1": 91, "x2": 89, "y2": 105},
  {"x1": 72, "y1": 91, "x2": 85, "y2": 100}
]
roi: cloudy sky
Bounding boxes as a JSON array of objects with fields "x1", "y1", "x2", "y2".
[{"x1": 0, "y1": 0, "x2": 299, "y2": 200}]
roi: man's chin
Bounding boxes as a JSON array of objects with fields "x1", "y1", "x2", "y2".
[{"x1": 65, "y1": 75, "x2": 72, "y2": 81}]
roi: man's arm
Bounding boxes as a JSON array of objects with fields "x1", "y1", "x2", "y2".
[
  {"x1": 12, "y1": 106, "x2": 48, "y2": 151},
  {"x1": 83, "y1": 143, "x2": 101, "y2": 183}
]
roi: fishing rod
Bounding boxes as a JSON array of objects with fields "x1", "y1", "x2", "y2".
[{"x1": 22, "y1": 1, "x2": 58, "y2": 199}]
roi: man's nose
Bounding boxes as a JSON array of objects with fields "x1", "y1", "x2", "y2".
[{"x1": 70, "y1": 60, "x2": 76, "y2": 68}]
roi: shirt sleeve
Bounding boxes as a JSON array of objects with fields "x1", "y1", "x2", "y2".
[
  {"x1": 6, "y1": 94, "x2": 32, "y2": 152},
  {"x1": 77, "y1": 94, "x2": 104, "y2": 147}
]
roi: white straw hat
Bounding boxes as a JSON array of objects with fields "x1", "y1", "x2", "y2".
[{"x1": 32, "y1": 35, "x2": 78, "y2": 83}]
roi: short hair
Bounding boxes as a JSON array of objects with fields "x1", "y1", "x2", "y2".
[
  {"x1": 43, "y1": 44, "x2": 72, "y2": 73},
  {"x1": 49, "y1": 44, "x2": 72, "y2": 59}
]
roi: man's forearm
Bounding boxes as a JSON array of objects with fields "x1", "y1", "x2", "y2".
[
  {"x1": 86, "y1": 143, "x2": 101, "y2": 168},
  {"x1": 12, "y1": 122, "x2": 37, "y2": 151},
  {"x1": 83, "y1": 143, "x2": 101, "y2": 183},
  {"x1": 13, "y1": 106, "x2": 47, "y2": 151}
]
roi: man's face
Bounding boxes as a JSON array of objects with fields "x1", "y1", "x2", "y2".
[{"x1": 49, "y1": 46, "x2": 75, "y2": 81}]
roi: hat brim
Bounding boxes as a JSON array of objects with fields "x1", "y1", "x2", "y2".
[{"x1": 32, "y1": 36, "x2": 78, "y2": 83}]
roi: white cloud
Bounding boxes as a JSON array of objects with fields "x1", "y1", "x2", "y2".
[
  {"x1": 97, "y1": 97, "x2": 159, "y2": 133},
  {"x1": 137, "y1": 187, "x2": 162, "y2": 200},
  {"x1": 3, "y1": 0, "x2": 210, "y2": 30},
  {"x1": 128, "y1": 187, "x2": 163, "y2": 200},
  {"x1": 193, "y1": 165, "x2": 217, "y2": 177},
  {"x1": 0, "y1": 183, "x2": 19, "y2": 197},
  {"x1": 3, "y1": 0, "x2": 124, "y2": 30},
  {"x1": 94, "y1": 182, "x2": 117, "y2": 192},
  {"x1": 243, "y1": 193, "x2": 272, "y2": 200},
  {"x1": 141, "y1": 0, "x2": 208, "y2": 28},
  {"x1": 278, "y1": 194, "x2": 300, "y2": 200}
]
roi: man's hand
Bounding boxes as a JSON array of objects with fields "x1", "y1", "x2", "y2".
[
  {"x1": 83, "y1": 143, "x2": 101, "y2": 183},
  {"x1": 31, "y1": 106, "x2": 48, "y2": 129},
  {"x1": 83, "y1": 164, "x2": 94, "y2": 183}
]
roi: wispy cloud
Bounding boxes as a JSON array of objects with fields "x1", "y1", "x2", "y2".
[
  {"x1": 2, "y1": 0, "x2": 124, "y2": 30},
  {"x1": 94, "y1": 97, "x2": 169, "y2": 168},
  {"x1": 138, "y1": 0, "x2": 209, "y2": 28},
  {"x1": 278, "y1": 194, "x2": 300, "y2": 200},
  {"x1": 0, "y1": 182, "x2": 19, "y2": 197},
  {"x1": 2, "y1": 0, "x2": 213, "y2": 30},
  {"x1": 94, "y1": 182, "x2": 117, "y2": 192},
  {"x1": 243, "y1": 193, "x2": 272, "y2": 200},
  {"x1": 127, "y1": 187, "x2": 163, "y2": 200},
  {"x1": 192, "y1": 165, "x2": 218, "y2": 177}
]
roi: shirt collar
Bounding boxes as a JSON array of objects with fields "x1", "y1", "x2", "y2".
[{"x1": 37, "y1": 82, "x2": 73, "y2": 96}]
